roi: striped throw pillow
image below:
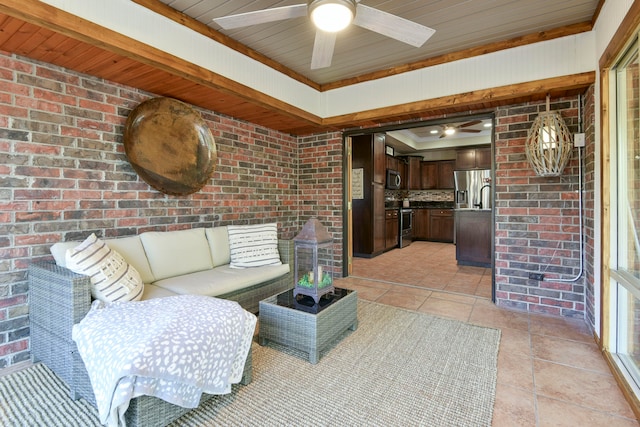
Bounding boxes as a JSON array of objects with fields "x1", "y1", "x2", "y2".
[
  {"x1": 65, "y1": 233, "x2": 144, "y2": 303},
  {"x1": 227, "y1": 223, "x2": 282, "y2": 268}
]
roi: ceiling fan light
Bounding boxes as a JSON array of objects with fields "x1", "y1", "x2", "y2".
[
  {"x1": 309, "y1": 0, "x2": 355, "y2": 33},
  {"x1": 444, "y1": 127, "x2": 456, "y2": 136}
]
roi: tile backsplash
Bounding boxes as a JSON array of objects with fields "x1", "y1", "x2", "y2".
[{"x1": 385, "y1": 190, "x2": 454, "y2": 202}]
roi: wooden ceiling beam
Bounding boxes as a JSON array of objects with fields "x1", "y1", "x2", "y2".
[
  {"x1": 0, "y1": 0, "x2": 323, "y2": 131},
  {"x1": 323, "y1": 72, "x2": 596, "y2": 129}
]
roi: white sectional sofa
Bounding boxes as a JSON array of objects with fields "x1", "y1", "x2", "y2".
[
  {"x1": 49, "y1": 225, "x2": 293, "y2": 313},
  {"x1": 28, "y1": 225, "x2": 293, "y2": 427}
]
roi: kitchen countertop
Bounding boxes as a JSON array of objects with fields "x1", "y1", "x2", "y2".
[
  {"x1": 455, "y1": 208, "x2": 492, "y2": 212},
  {"x1": 385, "y1": 202, "x2": 455, "y2": 209}
]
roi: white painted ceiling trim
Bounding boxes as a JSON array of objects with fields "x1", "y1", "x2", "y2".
[
  {"x1": 321, "y1": 32, "x2": 596, "y2": 117},
  {"x1": 41, "y1": 0, "x2": 596, "y2": 120}
]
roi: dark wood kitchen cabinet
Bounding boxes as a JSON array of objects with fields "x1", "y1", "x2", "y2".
[
  {"x1": 429, "y1": 209, "x2": 454, "y2": 242},
  {"x1": 420, "y1": 162, "x2": 438, "y2": 190},
  {"x1": 352, "y1": 134, "x2": 386, "y2": 257},
  {"x1": 413, "y1": 209, "x2": 429, "y2": 239},
  {"x1": 385, "y1": 209, "x2": 399, "y2": 250},
  {"x1": 455, "y1": 146, "x2": 491, "y2": 170},
  {"x1": 475, "y1": 147, "x2": 492, "y2": 169},
  {"x1": 438, "y1": 161, "x2": 455, "y2": 188},
  {"x1": 386, "y1": 154, "x2": 403, "y2": 173},
  {"x1": 412, "y1": 208, "x2": 453, "y2": 242},
  {"x1": 397, "y1": 160, "x2": 406, "y2": 189},
  {"x1": 421, "y1": 160, "x2": 454, "y2": 189},
  {"x1": 455, "y1": 210, "x2": 491, "y2": 267},
  {"x1": 404, "y1": 157, "x2": 421, "y2": 190}
]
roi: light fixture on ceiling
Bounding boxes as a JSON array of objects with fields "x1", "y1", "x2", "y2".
[
  {"x1": 309, "y1": 0, "x2": 356, "y2": 32},
  {"x1": 444, "y1": 127, "x2": 456, "y2": 136}
]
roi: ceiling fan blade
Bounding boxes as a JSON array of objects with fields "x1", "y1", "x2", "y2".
[
  {"x1": 459, "y1": 129, "x2": 482, "y2": 133},
  {"x1": 213, "y1": 4, "x2": 307, "y2": 30},
  {"x1": 353, "y1": 4, "x2": 435, "y2": 48},
  {"x1": 311, "y1": 30, "x2": 336, "y2": 69},
  {"x1": 458, "y1": 120, "x2": 482, "y2": 128}
]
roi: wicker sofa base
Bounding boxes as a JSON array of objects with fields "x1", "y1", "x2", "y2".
[
  {"x1": 27, "y1": 252, "x2": 289, "y2": 427},
  {"x1": 31, "y1": 311, "x2": 253, "y2": 427},
  {"x1": 119, "y1": 352, "x2": 252, "y2": 427}
]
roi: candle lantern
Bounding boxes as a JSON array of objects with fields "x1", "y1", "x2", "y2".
[{"x1": 293, "y1": 217, "x2": 334, "y2": 303}]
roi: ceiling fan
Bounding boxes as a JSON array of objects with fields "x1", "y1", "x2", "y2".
[
  {"x1": 212, "y1": 0, "x2": 436, "y2": 70},
  {"x1": 439, "y1": 120, "x2": 483, "y2": 139}
]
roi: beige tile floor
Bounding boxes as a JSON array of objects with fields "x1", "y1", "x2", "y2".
[{"x1": 338, "y1": 241, "x2": 639, "y2": 426}]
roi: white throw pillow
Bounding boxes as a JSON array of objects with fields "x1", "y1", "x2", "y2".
[
  {"x1": 65, "y1": 233, "x2": 144, "y2": 303},
  {"x1": 227, "y1": 223, "x2": 282, "y2": 268}
]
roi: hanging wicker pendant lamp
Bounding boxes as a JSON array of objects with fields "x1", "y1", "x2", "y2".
[{"x1": 525, "y1": 95, "x2": 573, "y2": 177}]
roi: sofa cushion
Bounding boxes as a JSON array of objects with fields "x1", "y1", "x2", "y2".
[
  {"x1": 140, "y1": 283, "x2": 178, "y2": 300},
  {"x1": 151, "y1": 264, "x2": 290, "y2": 297},
  {"x1": 139, "y1": 228, "x2": 213, "y2": 281},
  {"x1": 227, "y1": 223, "x2": 282, "y2": 268},
  {"x1": 104, "y1": 236, "x2": 155, "y2": 284},
  {"x1": 65, "y1": 233, "x2": 144, "y2": 303},
  {"x1": 51, "y1": 236, "x2": 154, "y2": 284},
  {"x1": 205, "y1": 226, "x2": 231, "y2": 268}
]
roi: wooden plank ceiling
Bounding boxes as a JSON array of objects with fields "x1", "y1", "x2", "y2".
[
  {"x1": 0, "y1": 1, "x2": 596, "y2": 136},
  {"x1": 162, "y1": 0, "x2": 601, "y2": 86}
]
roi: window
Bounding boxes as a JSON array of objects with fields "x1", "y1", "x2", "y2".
[{"x1": 611, "y1": 37, "x2": 640, "y2": 394}]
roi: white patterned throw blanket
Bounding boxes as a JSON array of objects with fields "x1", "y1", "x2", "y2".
[{"x1": 72, "y1": 295, "x2": 256, "y2": 427}]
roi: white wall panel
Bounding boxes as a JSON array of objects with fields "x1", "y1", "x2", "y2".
[
  {"x1": 323, "y1": 32, "x2": 596, "y2": 117},
  {"x1": 594, "y1": 0, "x2": 635, "y2": 60}
]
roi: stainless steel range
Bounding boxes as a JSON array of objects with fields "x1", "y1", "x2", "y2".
[{"x1": 398, "y1": 208, "x2": 413, "y2": 248}]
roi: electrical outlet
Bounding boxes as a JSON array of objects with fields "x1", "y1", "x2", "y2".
[
  {"x1": 528, "y1": 272, "x2": 544, "y2": 281},
  {"x1": 574, "y1": 133, "x2": 585, "y2": 147}
]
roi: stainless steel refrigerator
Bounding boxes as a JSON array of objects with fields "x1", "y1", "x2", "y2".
[{"x1": 454, "y1": 169, "x2": 492, "y2": 210}]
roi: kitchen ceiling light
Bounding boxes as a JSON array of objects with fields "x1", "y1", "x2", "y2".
[
  {"x1": 444, "y1": 127, "x2": 456, "y2": 136},
  {"x1": 309, "y1": 0, "x2": 356, "y2": 32}
]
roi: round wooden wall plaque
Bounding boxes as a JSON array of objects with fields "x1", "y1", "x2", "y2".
[{"x1": 123, "y1": 97, "x2": 217, "y2": 196}]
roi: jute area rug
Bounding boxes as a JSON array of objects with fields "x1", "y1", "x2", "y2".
[{"x1": 0, "y1": 301, "x2": 500, "y2": 427}]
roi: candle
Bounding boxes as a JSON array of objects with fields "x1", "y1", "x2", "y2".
[{"x1": 317, "y1": 266, "x2": 323, "y2": 282}]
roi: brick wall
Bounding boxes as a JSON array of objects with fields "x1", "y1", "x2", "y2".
[
  {"x1": 0, "y1": 47, "x2": 597, "y2": 367},
  {"x1": 582, "y1": 85, "x2": 597, "y2": 327},
  {"x1": 298, "y1": 133, "x2": 345, "y2": 275},
  {"x1": 334, "y1": 92, "x2": 595, "y2": 321},
  {"x1": 0, "y1": 52, "x2": 345, "y2": 368},
  {"x1": 494, "y1": 96, "x2": 588, "y2": 318}
]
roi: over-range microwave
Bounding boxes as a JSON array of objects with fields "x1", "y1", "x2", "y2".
[{"x1": 386, "y1": 169, "x2": 401, "y2": 190}]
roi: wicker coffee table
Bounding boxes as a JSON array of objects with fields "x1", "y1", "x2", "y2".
[{"x1": 258, "y1": 288, "x2": 358, "y2": 364}]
